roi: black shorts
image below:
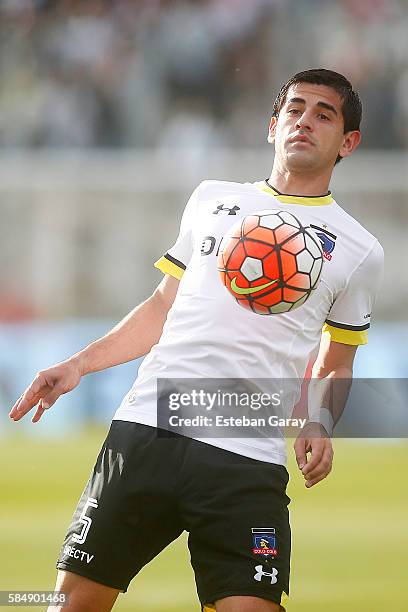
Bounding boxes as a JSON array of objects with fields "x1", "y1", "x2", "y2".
[{"x1": 57, "y1": 421, "x2": 291, "y2": 609}]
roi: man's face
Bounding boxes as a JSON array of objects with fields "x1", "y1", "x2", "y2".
[{"x1": 268, "y1": 82, "x2": 359, "y2": 172}]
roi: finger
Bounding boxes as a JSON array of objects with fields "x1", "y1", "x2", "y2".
[
  {"x1": 10, "y1": 387, "x2": 51, "y2": 420},
  {"x1": 9, "y1": 394, "x2": 29, "y2": 418},
  {"x1": 9, "y1": 375, "x2": 49, "y2": 419},
  {"x1": 305, "y1": 471, "x2": 330, "y2": 488},
  {"x1": 301, "y1": 439, "x2": 326, "y2": 476},
  {"x1": 304, "y1": 460, "x2": 332, "y2": 483},
  {"x1": 304, "y1": 446, "x2": 333, "y2": 480},
  {"x1": 40, "y1": 385, "x2": 65, "y2": 410},
  {"x1": 293, "y1": 438, "x2": 308, "y2": 470},
  {"x1": 21, "y1": 375, "x2": 46, "y2": 404},
  {"x1": 9, "y1": 392, "x2": 40, "y2": 420},
  {"x1": 31, "y1": 382, "x2": 66, "y2": 421},
  {"x1": 10, "y1": 393, "x2": 41, "y2": 419},
  {"x1": 9, "y1": 394, "x2": 23, "y2": 417},
  {"x1": 31, "y1": 399, "x2": 48, "y2": 423},
  {"x1": 304, "y1": 445, "x2": 333, "y2": 484}
]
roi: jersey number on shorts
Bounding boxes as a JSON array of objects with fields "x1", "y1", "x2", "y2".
[{"x1": 72, "y1": 497, "x2": 99, "y2": 545}]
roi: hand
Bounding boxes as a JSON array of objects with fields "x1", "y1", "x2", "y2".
[
  {"x1": 294, "y1": 422, "x2": 334, "y2": 488},
  {"x1": 9, "y1": 358, "x2": 83, "y2": 423}
]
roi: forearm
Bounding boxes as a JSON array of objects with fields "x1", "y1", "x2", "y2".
[
  {"x1": 308, "y1": 364, "x2": 353, "y2": 432},
  {"x1": 70, "y1": 291, "x2": 171, "y2": 376}
]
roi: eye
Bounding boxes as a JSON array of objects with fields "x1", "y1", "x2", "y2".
[
  {"x1": 318, "y1": 113, "x2": 330, "y2": 121},
  {"x1": 288, "y1": 108, "x2": 300, "y2": 115}
]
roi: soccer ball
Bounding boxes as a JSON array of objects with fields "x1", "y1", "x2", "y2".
[{"x1": 217, "y1": 209, "x2": 323, "y2": 315}]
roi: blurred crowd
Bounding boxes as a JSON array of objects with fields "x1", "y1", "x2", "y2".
[{"x1": 1, "y1": 0, "x2": 408, "y2": 151}]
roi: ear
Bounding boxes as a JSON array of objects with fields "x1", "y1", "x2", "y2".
[
  {"x1": 267, "y1": 116, "x2": 277, "y2": 144},
  {"x1": 338, "y1": 130, "x2": 361, "y2": 160}
]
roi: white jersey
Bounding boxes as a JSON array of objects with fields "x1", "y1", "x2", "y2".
[{"x1": 113, "y1": 180, "x2": 384, "y2": 465}]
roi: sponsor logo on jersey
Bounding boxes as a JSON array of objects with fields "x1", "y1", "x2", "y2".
[
  {"x1": 201, "y1": 236, "x2": 217, "y2": 255},
  {"x1": 310, "y1": 224, "x2": 337, "y2": 261},
  {"x1": 213, "y1": 203, "x2": 241, "y2": 215},
  {"x1": 254, "y1": 565, "x2": 278, "y2": 584},
  {"x1": 252, "y1": 527, "x2": 278, "y2": 557},
  {"x1": 231, "y1": 277, "x2": 278, "y2": 295}
]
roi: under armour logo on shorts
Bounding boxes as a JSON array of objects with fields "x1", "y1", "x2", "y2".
[{"x1": 254, "y1": 565, "x2": 278, "y2": 584}]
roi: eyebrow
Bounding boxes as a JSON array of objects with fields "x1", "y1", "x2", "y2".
[{"x1": 287, "y1": 97, "x2": 338, "y2": 116}]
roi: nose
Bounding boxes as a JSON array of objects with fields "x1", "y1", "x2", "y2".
[{"x1": 295, "y1": 110, "x2": 312, "y2": 131}]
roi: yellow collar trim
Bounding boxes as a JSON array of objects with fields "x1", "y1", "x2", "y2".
[{"x1": 254, "y1": 181, "x2": 334, "y2": 206}]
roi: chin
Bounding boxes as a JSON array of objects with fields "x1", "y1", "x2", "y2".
[{"x1": 285, "y1": 151, "x2": 319, "y2": 170}]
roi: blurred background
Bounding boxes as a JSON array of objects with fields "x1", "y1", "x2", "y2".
[{"x1": 0, "y1": 0, "x2": 407, "y2": 610}]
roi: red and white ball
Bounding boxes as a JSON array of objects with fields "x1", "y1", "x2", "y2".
[{"x1": 217, "y1": 209, "x2": 323, "y2": 315}]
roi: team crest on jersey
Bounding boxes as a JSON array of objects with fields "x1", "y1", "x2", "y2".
[
  {"x1": 252, "y1": 528, "x2": 277, "y2": 557},
  {"x1": 310, "y1": 224, "x2": 337, "y2": 261},
  {"x1": 213, "y1": 203, "x2": 240, "y2": 215}
]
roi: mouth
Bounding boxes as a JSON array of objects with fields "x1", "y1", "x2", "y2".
[{"x1": 289, "y1": 134, "x2": 314, "y2": 146}]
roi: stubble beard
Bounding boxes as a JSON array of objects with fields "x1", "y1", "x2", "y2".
[{"x1": 284, "y1": 149, "x2": 322, "y2": 173}]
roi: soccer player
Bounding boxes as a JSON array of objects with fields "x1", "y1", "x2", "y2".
[{"x1": 10, "y1": 69, "x2": 384, "y2": 612}]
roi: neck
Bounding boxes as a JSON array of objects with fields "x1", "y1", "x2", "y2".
[{"x1": 268, "y1": 163, "x2": 332, "y2": 196}]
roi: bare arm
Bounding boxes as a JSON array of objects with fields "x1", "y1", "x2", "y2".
[
  {"x1": 308, "y1": 331, "x2": 357, "y2": 428},
  {"x1": 311, "y1": 329, "x2": 357, "y2": 379},
  {"x1": 9, "y1": 274, "x2": 179, "y2": 423},
  {"x1": 73, "y1": 274, "x2": 179, "y2": 375},
  {"x1": 294, "y1": 333, "x2": 358, "y2": 488}
]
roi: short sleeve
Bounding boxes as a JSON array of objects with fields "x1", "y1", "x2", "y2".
[
  {"x1": 154, "y1": 183, "x2": 200, "y2": 280},
  {"x1": 323, "y1": 240, "x2": 384, "y2": 345}
]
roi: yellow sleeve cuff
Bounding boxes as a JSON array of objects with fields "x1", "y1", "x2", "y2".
[
  {"x1": 322, "y1": 323, "x2": 368, "y2": 345},
  {"x1": 154, "y1": 255, "x2": 185, "y2": 280}
]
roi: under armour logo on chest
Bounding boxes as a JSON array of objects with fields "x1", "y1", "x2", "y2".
[
  {"x1": 254, "y1": 565, "x2": 278, "y2": 584},
  {"x1": 213, "y1": 203, "x2": 241, "y2": 215}
]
